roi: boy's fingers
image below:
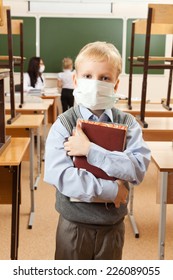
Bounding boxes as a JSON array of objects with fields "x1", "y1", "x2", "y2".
[
  {"x1": 77, "y1": 118, "x2": 82, "y2": 126},
  {"x1": 76, "y1": 120, "x2": 84, "y2": 135},
  {"x1": 115, "y1": 202, "x2": 120, "y2": 208}
]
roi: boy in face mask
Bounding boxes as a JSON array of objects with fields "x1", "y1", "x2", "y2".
[{"x1": 44, "y1": 41, "x2": 151, "y2": 260}]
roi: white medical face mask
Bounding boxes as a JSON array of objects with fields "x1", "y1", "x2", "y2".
[
  {"x1": 73, "y1": 78, "x2": 116, "y2": 110},
  {"x1": 39, "y1": 65, "x2": 45, "y2": 73}
]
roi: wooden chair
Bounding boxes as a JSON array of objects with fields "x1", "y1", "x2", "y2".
[
  {"x1": 0, "y1": 7, "x2": 25, "y2": 123},
  {"x1": 0, "y1": 0, "x2": 3, "y2": 26},
  {"x1": 128, "y1": 4, "x2": 173, "y2": 128},
  {"x1": 0, "y1": 2, "x2": 11, "y2": 153},
  {"x1": 0, "y1": 69, "x2": 11, "y2": 155}
]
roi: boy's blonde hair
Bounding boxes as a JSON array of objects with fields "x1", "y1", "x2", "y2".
[
  {"x1": 75, "y1": 41, "x2": 122, "y2": 77},
  {"x1": 62, "y1": 57, "x2": 73, "y2": 70}
]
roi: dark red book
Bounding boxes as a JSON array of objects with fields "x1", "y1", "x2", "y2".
[{"x1": 73, "y1": 119, "x2": 127, "y2": 180}]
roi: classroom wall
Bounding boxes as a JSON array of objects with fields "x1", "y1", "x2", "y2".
[{"x1": 3, "y1": 0, "x2": 173, "y2": 102}]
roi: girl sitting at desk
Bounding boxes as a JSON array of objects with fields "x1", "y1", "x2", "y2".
[{"x1": 24, "y1": 56, "x2": 46, "y2": 92}]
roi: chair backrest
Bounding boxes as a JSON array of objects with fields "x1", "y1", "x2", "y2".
[
  {"x1": 0, "y1": 6, "x2": 25, "y2": 110},
  {"x1": 128, "y1": 3, "x2": 173, "y2": 125},
  {"x1": 0, "y1": 0, "x2": 3, "y2": 26},
  {"x1": 133, "y1": 4, "x2": 173, "y2": 35},
  {"x1": 0, "y1": 6, "x2": 23, "y2": 35},
  {"x1": 149, "y1": 4, "x2": 173, "y2": 25}
]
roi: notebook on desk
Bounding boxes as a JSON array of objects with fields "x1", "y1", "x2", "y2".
[
  {"x1": 42, "y1": 87, "x2": 60, "y2": 96},
  {"x1": 28, "y1": 89, "x2": 42, "y2": 96}
]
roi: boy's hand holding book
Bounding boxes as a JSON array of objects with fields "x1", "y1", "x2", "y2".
[
  {"x1": 64, "y1": 119, "x2": 91, "y2": 156},
  {"x1": 65, "y1": 119, "x2": 128, "y2": 205},
  {"x1": 72, "y1": 118, "x2": 127, "y2": 181},
  {"x1": 114, "y1": 180, "x2": 128, "y2": 208},
  {"x1": 64, "y1": 118, "x2": 127, "y2": 181}
]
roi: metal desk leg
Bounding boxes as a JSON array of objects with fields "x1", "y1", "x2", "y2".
[
  {"x1": 34, "y1": 127, "x2": 41, "y2": 190},
  {"x1": 16, "y1": 164, "x2": 21, "y2": 259},
  {"x1": 158, "y1": 172, "x2": 168, "y2": 260},
  {"x1": 11, "y1": 165, "x2": 20, "y2": 260},
  {"x1": 28, "y1": 129, "x2": 35, "y2": 229},
  {"x1": 42, "y1": 110, "x2": 47, "y2": 161},
  {"x1": 128, "y1": 183, "x2": 139, "y2": 238}
]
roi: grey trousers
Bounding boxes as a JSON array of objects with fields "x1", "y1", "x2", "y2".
[{"x1": 55, "y1": 215, "x2": 125, "y2": 260}]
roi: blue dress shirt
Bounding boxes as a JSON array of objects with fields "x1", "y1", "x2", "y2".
[{"x1": 44, "y1": 105, "x2": 151, "y2": 203}]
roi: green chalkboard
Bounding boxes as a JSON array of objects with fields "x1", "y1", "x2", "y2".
[
  {"x1": 0, "y1": 17, "x2": 36, "y2": 72},
  {"x1": 40, "y1": 17, "x2": 123, "y2": 73},
  {"x1": 125, "y1": 18, "x2": 166, "y2": 74}
]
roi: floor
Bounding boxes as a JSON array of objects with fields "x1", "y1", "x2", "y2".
[{"x1": 0, "y1": 155, "x2": 173, "y2": 260}]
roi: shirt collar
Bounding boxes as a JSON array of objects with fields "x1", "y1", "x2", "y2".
[
  {"x1": 79, "y1": 105, "x2": 113, "y2": 122},
  {"x1": 63, "y1": 69, "x2": 72, "y2": 72}
]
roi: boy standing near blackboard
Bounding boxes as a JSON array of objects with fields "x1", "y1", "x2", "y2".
[
  {"x1": 57, "y1": 57, "x2": 74, "y2": 112},
  {"x1": 44, "y1": 41, "x2": 151, "y2": 260}
]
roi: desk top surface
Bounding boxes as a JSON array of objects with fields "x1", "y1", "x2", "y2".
[
  {"x1": 5, "y1": 99, "x2": 53, "y2": 111},
  {"x1": 147, "y1": 141, "x2": 173, "y2": 171},
  {"x1": 141, "y1": 117, "x2": 173, "y2": 131},
  {"x1": 0, "y1": 137, "x2": 30, "y2": 166},
  {"x1": 0, "y1": 68, "x2": 10, "y2": 73},
  {"x1": 41, "y1": 93, "x2": 60, "y2": 99},
  {"x1": 5, "y1": 114, "x2": 44, "y2": 128},
  {"x1": 0, "y1": 68, "x2": 10, "y2": 79},
  {"x1": 115, "y1": 102, "x2": 173, "y2": 116}
]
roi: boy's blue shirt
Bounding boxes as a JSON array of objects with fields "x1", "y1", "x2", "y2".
[{"x1": 44, "y1": 105, "x2": 151, "y2": 204}]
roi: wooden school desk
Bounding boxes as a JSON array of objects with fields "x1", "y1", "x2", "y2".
[
  {"x1": 5, "y1": 97, "x2": 53, "y2": 153},
  {"x1": 0, "y1": 137, "x2": 30, "y2": 260},
  {"x1": 142, "y1": 117, "x2": 173, "y2": 141},
  {"x1": 129, "y1": 117, "x2": 173, "y2": 238},
  {"x1": 115, "y1": 102, "x2": 173, "y2": 117},
  {"x1": 147, "y1": 141, "x2": 173, "y2": 259},
  {"x1": 42, "y1": 92, "x2": 61, "y2": 123},
  {"x1": 5, "y1": 114, "x2": 44, "y2": 229}
]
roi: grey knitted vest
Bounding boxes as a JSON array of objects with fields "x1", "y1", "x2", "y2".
[{"x1": 55, "y1": 106, "x2": 134, "y2": 225}]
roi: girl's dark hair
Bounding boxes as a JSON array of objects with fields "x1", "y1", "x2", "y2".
[{"x1": 27, "y1": 57, "x2": 42, "y2": 88}]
